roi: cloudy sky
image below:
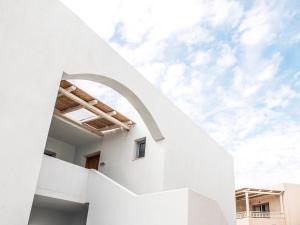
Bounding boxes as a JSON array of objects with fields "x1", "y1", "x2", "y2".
[{"x1": 61, "y1": 0, "x2": 300, "y2": 188}]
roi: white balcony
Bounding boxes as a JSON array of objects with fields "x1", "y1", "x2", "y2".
[
  {"x1": 236, "y1": 211, "x2": 285, "y2": 225},
  {"x1": 35, "y1": 155, "x2": 230, "y2": 225},
  {"x1": 236, "y1": 211, "x2": 284, "y2": 219},
  {"x1": 36, "y1": 155, "x2": 89, "y2": 203}
]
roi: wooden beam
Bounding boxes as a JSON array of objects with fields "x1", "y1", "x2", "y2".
[
  {"x1": 107, "y1": 111, "x2": 117, "y2": 116},
  {"x1": 59, "y1": 87, "x2": 130, "y2": 130},
  {"x1": 80, "y1": 115, "x2": 102, "y2": 123},
  {"x1": 245, "y1": 190, "x2": 281, "y2": 195},
  {"x1": 54, "y1": 109, "x2": 103, "y2": 137},
  {"x1": 82, "y1": 122, "x2": 103, "y2": 134},
  {"x1": 125, "y1": 120, "x2": 133, "y2": 125},
  {"x1": 58, "y1": 85, "x2": 76, "y2": 97},
  {"x1": 80, "y1": 111, "x2": 117, "y2": 123},
  {"x1": 66, "y1": 85, "x2": 77, "y2": 92},
  {"x1": 98, "y1": 125, "x2": 121, "y2": 132},
  {"x1": 88, "y1": 99, "x2": 98, "y2": 106},
  {"x1": 60, "y1": 100, "x2": 98, "y2": 114},
  {"x1": 236, "y1": 190, "x2": 281, "y2": 199}
]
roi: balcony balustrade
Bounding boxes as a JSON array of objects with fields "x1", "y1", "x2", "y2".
[{"x1": 236, "y1": 211, "x2": 284, "y2": 219}]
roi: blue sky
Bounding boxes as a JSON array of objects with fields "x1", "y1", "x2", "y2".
[{"x1": 61, "y1": 0, "x2": 300, "y2": 188}]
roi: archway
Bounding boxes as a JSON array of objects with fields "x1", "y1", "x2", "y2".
[{"x1": 63, "y1": 73, "x2": 165, "y2": 142}]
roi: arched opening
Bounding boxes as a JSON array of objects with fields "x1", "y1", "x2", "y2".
[
  {"x1": 62, "y1": 73, "x2": 164, "y2": 142},
  {"x1": 38, "y1": 75, "x2": 167, "y2": 198}
]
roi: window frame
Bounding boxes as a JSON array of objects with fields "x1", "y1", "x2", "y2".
[
  {"x1": 134, "y1": 137, "x2": 146, "y2": 159},
  {"x1": 252, "y1": 202, "x2": 270, "y2": 212}
]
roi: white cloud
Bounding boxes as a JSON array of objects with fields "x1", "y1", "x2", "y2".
[
  {"x1": 70, "y1": 80, "x2": 136, "y2": 115},
  {"x1": 243, "y1": 84, "x2": 261, "y2": 98},
  {"x1": 256, "y1": 52, "x2": 281, "y2": 81},
  {"x1": 177, "y1": 27, "x2": 214, "y2": 45},
  {"x1": 232, "y1": 67, "x2": 262, "y2": 98},
  {"x1": 161, "y1": 63, "x2": 186, "y2": 95},
  {"x1": 204, "y1": 104, "x2": 273, "y2": 148},
  {"x1": 137, "y1": 62, "x2": 166, "y2": 85},
  {"x1": 209, "y1": 0, "x2": 244, "y2": 27},
  {"x1": 231, "y1": 52, "x2": 281, "y2": 98},
  {"x1": 238, "y1": 2, "x2": 280, "y2": 46},
  {"x1": 263, "y1": 85, "x2": 297, "y2": 109},
  {"x1": 217, "y1": 44, "x2": 236, "y2": 68},
  {"x1": 110, "y1": 40, "x2": 166, "y2": 66},
  {"x1": 234, "y1": 124, "x2": 300, "y2": 188},
  {"x1": 191, "y1": 50, "x2": 211, "y2": 66},
  {"x1": 70, "y1": 80, "x2": 128, "y2": 111},
  {"x1": 140, "y1": 0, "x2": 207, "y2": 43},
  {"x1": 61, "y1": 0, "x2": 121, "y2": 41},
  {"x1": 290, "y1": 33, "x2": 300, "y2": 44}
]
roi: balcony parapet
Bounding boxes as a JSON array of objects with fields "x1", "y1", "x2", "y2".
[
  {"x1": 36, "y1": 155, "x2": 89, "y2": 203},
  {"x1": 236, "y1": 211, "x2": 284, "y2": 219}
]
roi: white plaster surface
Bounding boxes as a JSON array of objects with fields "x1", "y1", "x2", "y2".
[
  {"x1": 46, "y1": 136, "x2": 76, "y2": 162},
  {"x1": 36, "y1": 156, "x2": 88, "y2": 203},
  {"x1": 35, "y1": 157, "x2": 231, "y2": 225},
  {"x1": 276, "y1": 183, "x2": 300, "y2": 225},
  {"x1": 74, "y1": 110, "x2": 165, "y2": 194}
]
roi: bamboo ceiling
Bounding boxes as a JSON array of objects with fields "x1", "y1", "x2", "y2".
[{"x1": 54, "y1": 80, "x2": 134, "y2": 137}]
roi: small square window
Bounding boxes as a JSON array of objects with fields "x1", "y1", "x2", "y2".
[{"x1": 135, "y1": 138, "x2": 146, "y2": 159}]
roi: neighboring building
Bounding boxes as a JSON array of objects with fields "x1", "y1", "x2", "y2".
[
  {"x1": 235, "y1": 183, "x2": 300, "y2": 225},
  {"x1": 0, "y1": 1, "x2": 235, "y2": 225}
]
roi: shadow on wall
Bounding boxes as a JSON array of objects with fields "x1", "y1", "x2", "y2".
[{"x1": 28, "y1": 195, "x2": 89, "y2": 225}]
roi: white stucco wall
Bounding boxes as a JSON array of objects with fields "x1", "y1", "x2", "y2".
[
  {"x1": 281, "y1": 183, "x2": 300, "y2": 225},
  {"x1": 0, "y1": 0, "x2": 234, "y2": 224},
  {"x1": 35, "y1": 158, "x2": 228, "y2": 225},
  {"x1": 74, "y1": 110, "x2": 165, "y2": 194},
  {"x1": 86, "y1": 170, "x2": 188, "y2": 225},
  {"x1": 188, "y1": 190, "x2": 228, "y2": 225},
  {"x1": 0, "y1": 1, "x2": 68, "y2": 224},
  {"x1": 162, "y1": 112, "x2": 235, "y2": 224},
  {"x1": 36, "y1": 156, "x2": 88, "y2": 203},
  {"x1": 46, "y1": 136, "x2": 76, "y2": 163}
]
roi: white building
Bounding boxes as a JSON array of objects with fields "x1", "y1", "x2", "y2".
[
  {"x1": 236, "y1": 183, "x2": 300, "y2": 225},
  {"x1": 0, "y1": 0, "x2": 235, "y2": 225}
]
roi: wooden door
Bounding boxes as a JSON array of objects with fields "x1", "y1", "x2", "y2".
[{"x1": 85, "y1": 153, "x2": 100, "y2": 170}]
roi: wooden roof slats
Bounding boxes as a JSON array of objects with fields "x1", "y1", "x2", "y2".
[
  {"x1": 54, "y1": 80, "x2": 134, "y2": 136},
  {"x1": 53, "y1": 109, "x2": 103, "y2": 137},
  {"x1": 235, "y1": 187, "x2": 282, "y2": 200}
]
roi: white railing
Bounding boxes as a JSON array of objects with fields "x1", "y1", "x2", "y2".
[
  {"x1": 236, "y1": 211, "x2": 247, "y2": 219},
  {"x1": 236, "y1": 211, "x2": 284, "y2": 219}
]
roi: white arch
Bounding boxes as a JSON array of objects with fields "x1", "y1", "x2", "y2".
[{"x1": 63, "y1": 73, "x2": 165, "y2": 142}]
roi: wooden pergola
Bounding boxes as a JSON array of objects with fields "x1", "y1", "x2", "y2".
[
  {"x1": 235, "y1": 187, "x2": 284, "y2": 217},
  {"x1": 236, "y1": 188, "x2": 282, "y2": 200},
  {"x1": 54, "y1": 80, "x2": 134, "y2": 137}
]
